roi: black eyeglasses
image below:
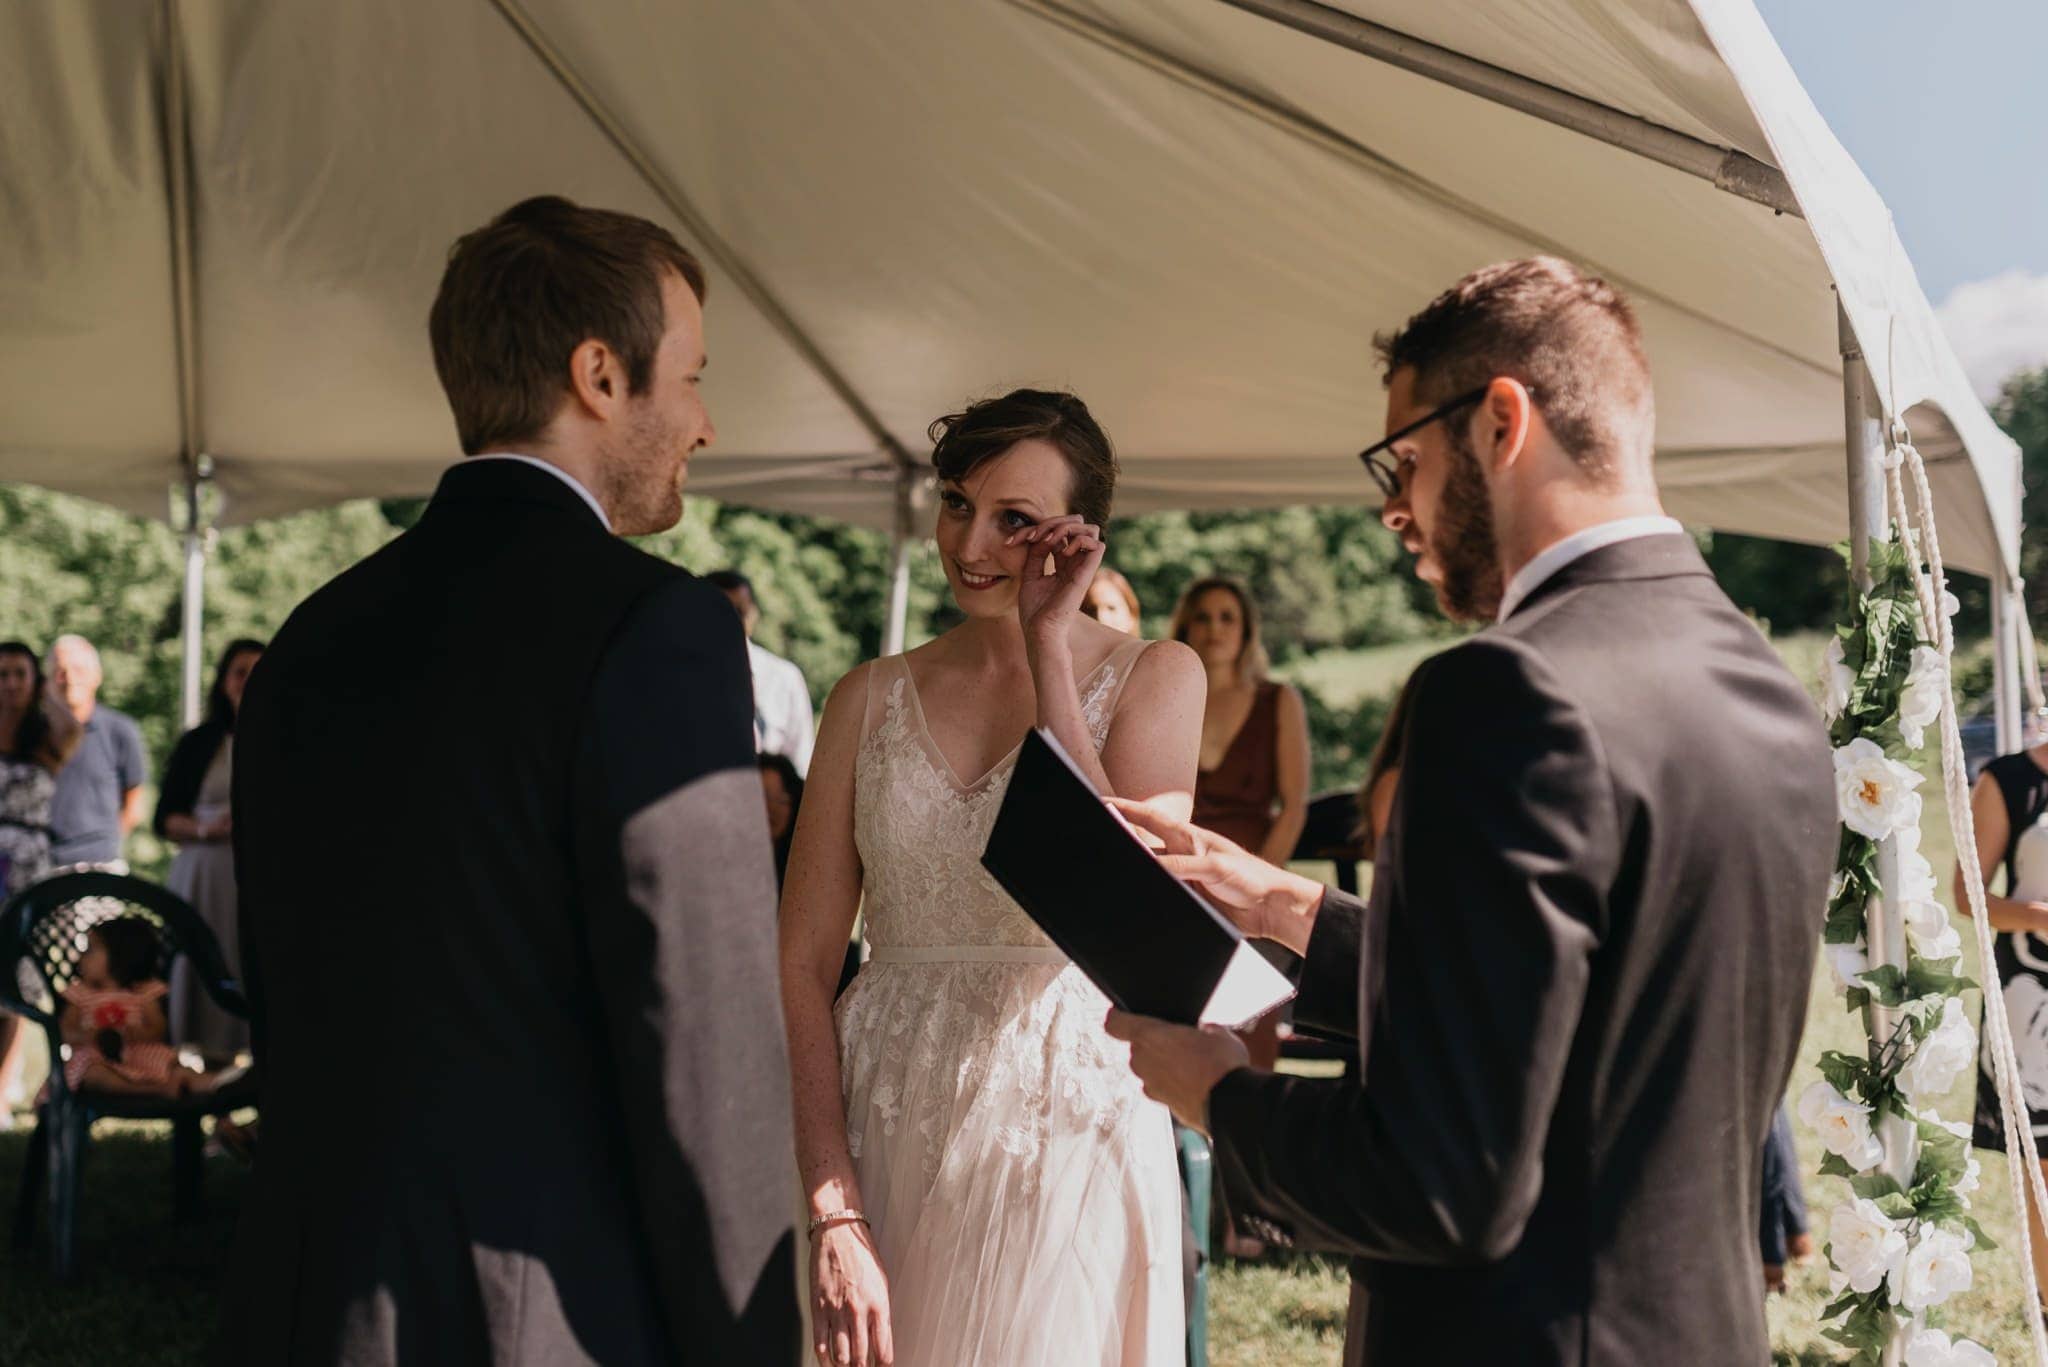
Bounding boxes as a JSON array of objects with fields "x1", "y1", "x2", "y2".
[{"x1": 1356, "y1": 387, "x2": 1489, "y2": 498}]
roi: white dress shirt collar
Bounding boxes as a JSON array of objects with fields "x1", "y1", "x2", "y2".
[
  {"x1": 1496, "y1": 515, "x2": 1685, "y2": 622},
  {"x1": 464, "y1": 453, "x2": 612, "y2": 531}
]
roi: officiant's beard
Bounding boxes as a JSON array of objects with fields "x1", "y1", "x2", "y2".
[{"x1": 1428, "y1": 431, "x2": 1504, "y2": 623}]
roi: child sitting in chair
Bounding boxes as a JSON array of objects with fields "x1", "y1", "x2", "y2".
[{"x1": 56, "y1": 917, "x2": 213, "y2": 1099}]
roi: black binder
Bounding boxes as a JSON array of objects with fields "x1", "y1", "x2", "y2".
[{"x1": 982, "y1": 728, "x2": 1293, "y2": 1028}]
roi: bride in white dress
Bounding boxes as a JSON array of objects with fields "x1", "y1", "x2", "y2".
[{"x1": 779, "y1": 389, "x2": 1205, "y2": 1367}]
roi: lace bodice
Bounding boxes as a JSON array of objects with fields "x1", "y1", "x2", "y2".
[{"x1": 853, "y1": 641, "x2": 1144, "y2": 950}]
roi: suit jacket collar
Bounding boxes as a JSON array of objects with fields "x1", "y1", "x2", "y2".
[
  {"x1": 427, "y1": 457, "x2": 611, "y2": 533},
  {"x1": 1503, "y1": 532, "x2": 1710, "y2": 620}
]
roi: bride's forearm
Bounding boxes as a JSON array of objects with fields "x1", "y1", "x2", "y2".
[
  {"x1": 784, "y1": 979, "x2": 866, "y2": 1218},
  {"x1": 1026, "y1": 634, "x2": 1116, "y2": 796}
]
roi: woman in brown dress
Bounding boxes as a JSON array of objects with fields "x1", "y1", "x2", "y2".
[{"x1": 1170, "y1": 578, "x2": 1309, "y2": 1254}]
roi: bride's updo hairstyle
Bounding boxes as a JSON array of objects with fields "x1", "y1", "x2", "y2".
[{"x1": 928, "y1": 389, "x2": 1118, "y2": 525}]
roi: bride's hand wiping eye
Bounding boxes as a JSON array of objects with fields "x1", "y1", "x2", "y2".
[{"x1": 1009, "y1": 514, "x2": 1105, "y2": 644}]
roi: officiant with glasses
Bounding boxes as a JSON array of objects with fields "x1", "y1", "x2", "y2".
[{"x1": 1108, "y1": 257, "x2": 1836, "y2": 1367}]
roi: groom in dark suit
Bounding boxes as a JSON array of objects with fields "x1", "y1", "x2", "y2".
[
  {"x1": 227, "y1": 197, "x2": 796, "y2": 1364},
  {"x1": 1111, "y1": 258, "x2": 1834, "y2": 1365}
]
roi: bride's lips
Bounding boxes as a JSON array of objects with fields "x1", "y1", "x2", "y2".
[{"x1": 954, "y1": 561, "x2": 1007, "y2": 592}]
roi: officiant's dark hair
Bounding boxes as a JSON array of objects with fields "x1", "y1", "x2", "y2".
[
  {"x1": 1374, "y1": 256, "x2": 1653, "y2": 483},
  {"x1": 431, "y1": 196, "x2": 707, "y2": 457},
  {"x1": 928, "y1": 389, "x2": 1117, "y2": 526}
]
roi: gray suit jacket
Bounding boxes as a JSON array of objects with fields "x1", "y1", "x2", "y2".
[
  {"x1": 1209, "y1": 534, "x2": 1833, "y2": 1365},
  {"x1": 226, "y1": 460, "x2": 798, "y2": 1364}
]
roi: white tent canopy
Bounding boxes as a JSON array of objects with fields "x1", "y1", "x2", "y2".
[{"x1": 0, "y1": 0, "x2": 2021, "y2": 578}]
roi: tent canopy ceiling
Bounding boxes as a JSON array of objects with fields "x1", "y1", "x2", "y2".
[{"x1": 0, "y1": 0, "x2": 2020, "y2": 576}]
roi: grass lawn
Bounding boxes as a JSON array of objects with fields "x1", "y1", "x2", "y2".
[{"x1": 1, "y1": 628, "x2": 2034, "y2": 1363}]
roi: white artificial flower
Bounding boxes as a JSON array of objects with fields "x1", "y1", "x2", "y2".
[
  {"x1": 1830, "y1": 1197, "x2": 1908, "y2": 1294},
  {"x1": 1899, "y1": 1226, "x2": 1974, "y2": 1310},
  {"x1": 1835, "y1": 738, "x2": 1925, "y2": 840},
  {"x1": 1917, "y1": 577, "x2": 1963, "y2": 624},
  {"x1": 1897, "y1": 840, "x2": 1936, "y2": 902},
  {"x1": 1902, "y1": 897, "x2": 1963, "y2": 962},
  {"x1": 1955, "y1": 1154, "x2": 1982, "y2": 1208},
  {"x1": 1905, "y1": 1326, "x2": 1996, "y2": 1367},
  {"x1": 1823, "y1": 635, "x2": 1854, "y2": 722},
  {"x1": 1899, "y1": 646, "x2": 1948, "y2": 751},
  {"x1": 1898, "y1": 997, "x2": 1977, "y2": 1102},
  {"x1": 1826, "y1": 940, "x2": 1871, "y2": 996},
  {"x1": 1798, "y1": 1080, "x2": 1885, "y2": 1170}
]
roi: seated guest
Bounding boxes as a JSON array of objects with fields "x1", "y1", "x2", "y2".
[
  {"x1": 1759, "y1": 1104, "x2": 1811, "y2": 1292},
  {"x1": 1082, "y1": 565, "x2": 1143, "y2": 636},
  {"x1": 758, "y1": 752, "x2": 804, "y2": 886},
  {"x1": 55, "y1": 917, "x2": 222, "y2": 1099},
  {"x1": 158, "y1": 638, "x2": 263, "y2": 1065},
  {"x1": 761, "y1": 751, "x2": 862, "y2": 998},
  {"x1": 708, "y1": 569, "x2": 815, "y2": 775},
  {"x1": 1171, "y1": 577, "x2": 1309, "y2": 1256},
  {"x1": 45, "y1": 634, "x2": 148, "y2": 871},
  {"x1": 0, "y1": 641, "x2": 82, "y2": 1123}
]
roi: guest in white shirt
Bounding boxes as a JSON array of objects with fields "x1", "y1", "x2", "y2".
[{"x1": 706, "y1": 570, "x2": 815, "y2": 776}]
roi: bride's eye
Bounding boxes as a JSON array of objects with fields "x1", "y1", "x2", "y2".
[
  {"x1": 1002, "y1": 510, "x2": 1036, "y2": 532},
  {"x1": 939, "y1": 490, "x2": 969, "y2": 515}
]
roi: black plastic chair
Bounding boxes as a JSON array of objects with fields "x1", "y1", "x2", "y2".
[
  {"x1": 0, "y1": 871, "x2": 256, "y2": 1278},
  {"x1": 1282, "y1": 789, "x2": 1366, "y2": 1069}
]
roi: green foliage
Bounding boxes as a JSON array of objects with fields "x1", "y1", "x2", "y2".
[
  {"x1": 1105, "y1": 506, "x2": 1444, "y2": 661},
  {"x1": 1996, "y1": 367, "x2": 2048, "y2": 626}
]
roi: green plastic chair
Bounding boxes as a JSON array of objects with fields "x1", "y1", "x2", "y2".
[
  {"x1": 1178, "y1": 1123, "x2": 1212, "y2": 1367},
  {"x1": 1, "y1": 871, "x2": 256, "y2": 1279}
]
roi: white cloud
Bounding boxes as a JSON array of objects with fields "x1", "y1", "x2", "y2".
[{"x1": 1935, "y1": 268, "x2": 2048, "y2": 401}]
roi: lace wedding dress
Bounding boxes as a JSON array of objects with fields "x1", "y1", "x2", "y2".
[{"x1": 833, "y1": 637, "x2": 1184, "y2": 1366}]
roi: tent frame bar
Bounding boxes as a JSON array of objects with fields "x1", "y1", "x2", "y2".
[
  {"x1": 1010, "y1": 0, "x2": 1827, "y2": 378},
  {"x1": 1220, "y1": 0, "x2": 1801, "y2": 218},
  {"x1": 487, "y1": 0, "x2": 914, "y2": 469}
]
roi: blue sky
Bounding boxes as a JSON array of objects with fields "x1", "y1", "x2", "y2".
[{"x1": 1756, "y1": 0, "x2": 2048, "y2": 396}]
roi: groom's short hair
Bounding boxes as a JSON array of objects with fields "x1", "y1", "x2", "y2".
[
  {"x1": 430, "y1": 196, "x2": 707, "y2": 456},
  {"x1": 1374, "y1": 257, "x2": 1654, "y2": 483}
]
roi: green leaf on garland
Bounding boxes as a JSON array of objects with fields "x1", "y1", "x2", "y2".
[
  {"x1": 1817, "y1": 1051, "x2": 1867, "y2": 1096},
  {"x1": 1856, "y1": 964, "x2": 1909, "y2": 1007},
  {"x1": 1959, "y1": 1214, "x2": 1998, "y2": 1252},
  {"x1": 1818, "y1": 1151, "x2": 1860, "y2": 1179},
  {"x1": 1849, "y1": 1172, "x2": 1905, "y2": 1201}
]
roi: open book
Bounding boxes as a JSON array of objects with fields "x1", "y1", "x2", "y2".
[{"x1": 981, "y1": 728, "x2": 1294, "y2": 1029}]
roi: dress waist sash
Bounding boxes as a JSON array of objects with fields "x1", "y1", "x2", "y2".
[{"x1": 865, "y1": 944, "x2": 1069, "y2": 966}]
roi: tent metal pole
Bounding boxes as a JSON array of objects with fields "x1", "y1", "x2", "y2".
[
  {"x1": 1995, "y1": 576, "x2": 2022, "y2": 755},
  {"x1": 881, "y1": 466, "x2": 917, "y2": 658},
  {"x1": 1219, "y1": 0, "x2": 1800, "y2": 217},
  {"x1": 1842, "y1": 305, "x2": 1915, "y2": 1359},
  {"x1": 178, "y1": 466, "x2": 208, "y2": 730},
  {"x1": 158, "y1": 0, "x2": 209, "y2": 731}
]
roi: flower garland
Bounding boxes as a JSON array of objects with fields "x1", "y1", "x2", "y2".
[{"x1": 1808, "y1": 533, "x2": 1996, "y2": 1365}]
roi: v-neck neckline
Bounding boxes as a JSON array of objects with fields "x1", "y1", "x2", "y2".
[
  {"x1": 1198, "y1": 683, "x2": 1266, "y2": 777},
  {"x1": 899, "y1": 649, "x2": 1126, "y2": 792}
]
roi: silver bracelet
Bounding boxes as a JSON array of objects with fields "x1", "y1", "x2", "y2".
[{"x1": 807, "y1": 1209, "x2": 870, "y2": 1238}]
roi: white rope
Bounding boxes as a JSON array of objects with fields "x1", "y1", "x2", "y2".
[{"x1": 1886, "y1": 431, "x2": 2048, "y2": 1361}]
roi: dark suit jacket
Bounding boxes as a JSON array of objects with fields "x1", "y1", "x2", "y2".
[
  {"x1": 226, "y1": 460, "x2": 798, "y2": 1365},
  {"x1": 1209, "y1": 534, "x2": 1833, "y2": 1365}
]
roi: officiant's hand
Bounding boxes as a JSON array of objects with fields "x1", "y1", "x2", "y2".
[
  {"x1": 1104, "y1": 1009, "x2": 1249, "y2": 1135},
  {"x1": 1105, "y1": 798, "x2": 1325, "y2": 956},
  {"x1": 1010, "y1": 514, "x2": 1104, "y2": 645}
]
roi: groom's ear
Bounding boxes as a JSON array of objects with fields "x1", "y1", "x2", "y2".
[
  {"x1": 1480, "y1": 377, "x2": 1536, "y2": 474},
  {"x1": 567, "y1": 337, "x2": 625, "y2": 421}
]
